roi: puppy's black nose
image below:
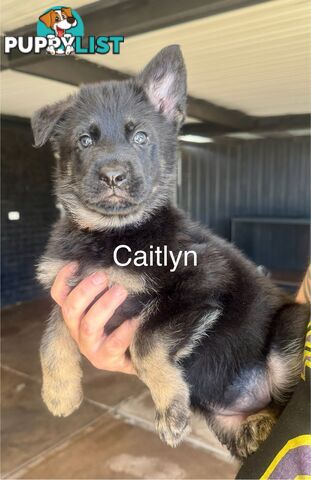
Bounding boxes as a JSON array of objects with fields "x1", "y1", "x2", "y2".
[
  {"x1": 67, "y1": 16, "x2": 76, "y2": 24},
  {"x1": 99, "y1": 167, "x2": 127, "y2": 188}
]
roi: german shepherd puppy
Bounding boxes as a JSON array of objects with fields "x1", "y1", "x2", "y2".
[{"x1": 32, "y1": 45, "x2": 308, "y2": 459}]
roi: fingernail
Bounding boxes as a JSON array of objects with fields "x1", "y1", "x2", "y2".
[
  {"x1": 91, "y1": 271, "x2": 106, "y2": 285},
  {"x1": 112, "y1": 284, "x2": 128, "y2": 299},
  {"x1": 68, "y1": 262, "x2": 78, "y2": 272}
]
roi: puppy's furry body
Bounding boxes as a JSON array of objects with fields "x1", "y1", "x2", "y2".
[{"x1": 33, "y1": 46, "x2": 308, "y2": 459}]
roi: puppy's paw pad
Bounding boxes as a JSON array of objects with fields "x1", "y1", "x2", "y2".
[
  {"x1": 236, "y1": 413, "x2": 275, "y2": 458},
  {"x1": 155, "y1": 400, "x2": 191, "y2": 447},
  {"x1": 42, "y1": 384, "x2": 83, "y2": 417}
]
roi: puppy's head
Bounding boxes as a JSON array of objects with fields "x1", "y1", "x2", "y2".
[
  {"x1": 39, "y1": 8, "x2": 77, "y2": 31},
  {"x1": 31, "y1": 45, "x2": 187, "y2": 230}
]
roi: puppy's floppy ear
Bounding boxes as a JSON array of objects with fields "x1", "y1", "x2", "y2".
[
  {"x1": 138, "y1": 45, "x2": 187, "y2": 125},
  {"x1": 39, "y1": 10, "x2": 54, "y2": 28},
  {"x1": 31, "y1": 96, "x2": 73, "y2": 147},
  {"x1": 62, "y1": 7, "x2": 73, "y2": 18}
]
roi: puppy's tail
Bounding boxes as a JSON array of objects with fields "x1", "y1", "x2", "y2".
[{"x1": 267, "y1": 301, "x2": 309, "y2": 404}]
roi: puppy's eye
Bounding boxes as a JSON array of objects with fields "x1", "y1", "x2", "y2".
[
  {"x1": 133, "y1": 131, "x2": 148, "y2": 145},
  {"x1": 79, "y1": 134, "x2": 93, "y2": 148}
]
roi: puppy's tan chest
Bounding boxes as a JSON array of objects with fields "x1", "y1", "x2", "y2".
[{"x1": 101, "y1": 267, "x2": 147, "y2": 294}]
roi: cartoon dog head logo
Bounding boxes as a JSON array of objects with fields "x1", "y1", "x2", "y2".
[
  {"x1": 39, "y1": 7, "x2": 77, "y2": 37},
  {"x1": 37, "y1": 6, "x2": 84, "y2": 55}
]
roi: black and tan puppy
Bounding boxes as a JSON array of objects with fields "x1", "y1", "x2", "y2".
[{"x1": 32, "y1": 46, "x2": 308, "y2": 459}]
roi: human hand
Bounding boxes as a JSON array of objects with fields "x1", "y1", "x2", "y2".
[{"x1": 51, "y1": 263, "x2": 138, "y2": 374}]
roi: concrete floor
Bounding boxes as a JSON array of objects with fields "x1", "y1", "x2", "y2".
[{"x1": 1, "y1": 298, "x2": 239, "y2": 479}]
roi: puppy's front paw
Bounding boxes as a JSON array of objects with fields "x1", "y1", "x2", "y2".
[
  {"x1": 155, "y1": 399, "x2": 191, "y2": 447},
  {"x1": 65, "y1": 45, "x2": 74, "y2": 55},
  {"x1": 46, "y1": 46, "x2": 55, "y2": 55},
  {"x1": 42, "y1": 380, "x2": 83, "y2": 417}
]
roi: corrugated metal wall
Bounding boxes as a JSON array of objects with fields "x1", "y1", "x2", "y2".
[
  {"x1": 178, "y1": 137, "x2": 310, "y2": 236},
  {"x1": 177, "y1": 137, "x2": 310, "y2": 278},
  {"x1": 1, "y1": 117, "x2": 57, "y2": 305}
]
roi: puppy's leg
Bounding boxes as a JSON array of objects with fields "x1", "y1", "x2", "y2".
[
  {"x1": 131, "y1": 334, "x2": 191, "y2": 447},
  {"x1": 210, "y1": 406, "x2": 279, "y2": 459},
  {"x1": 40, "y1": 305, "x2": 83, "y2": 416}
]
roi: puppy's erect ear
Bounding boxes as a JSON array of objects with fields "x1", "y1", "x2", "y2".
[
  {"x1": 138, "y1": 45, "x2": 187, "y2": 125},
  {"x1": 39, "y1": 10, "x2": 54, "y2": 28},
  {"x1": 31, "y1": 97, "x2": 73, "y2": 147}
]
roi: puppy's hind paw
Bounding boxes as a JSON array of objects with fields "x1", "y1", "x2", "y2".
[
  {"x1": 42, "y1": 381, "x2": 83, "y2": 417},
  {"x1": 155, "y1": 399, "x2": 191, "y2": 447},
  {"x1": 234, "y1": 411, "x2": 276, "y2": 459}
]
